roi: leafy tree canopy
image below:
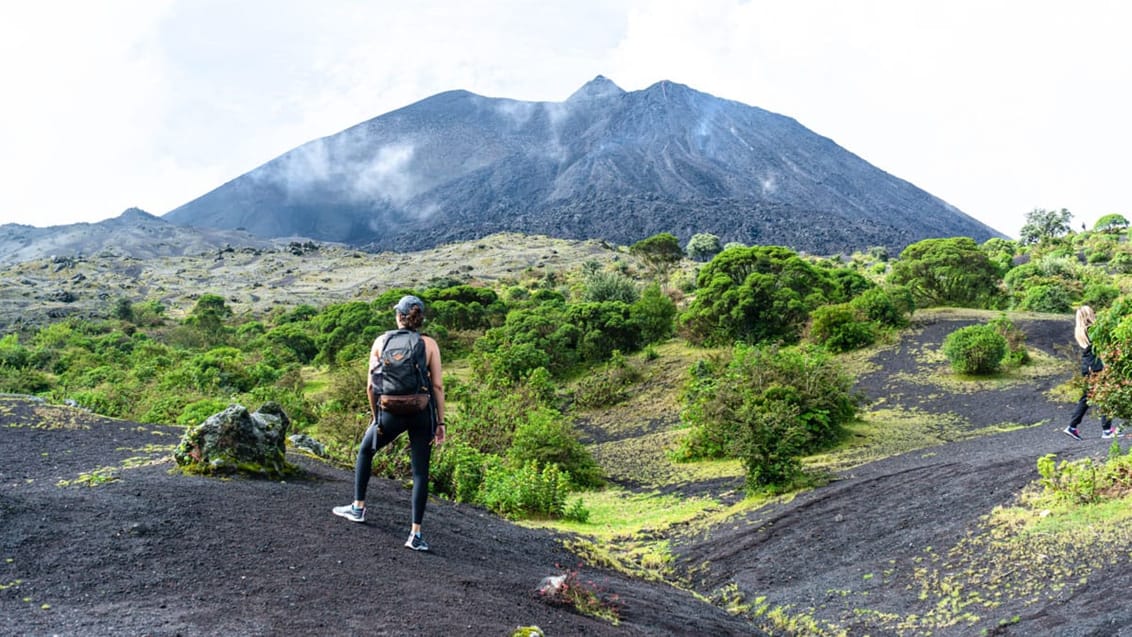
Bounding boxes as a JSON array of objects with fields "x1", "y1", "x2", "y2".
[
  {"x1": 888, "y1": 237, "x2": 1002, "y2": 308},
  {"x1": 680, "y1": 245, "x2": 837, "y2": 345},
  {"x1": 1094, "y1": 213, "x2": 1129, "y2": 233},
  {"x1": 629, "y1": 232, "x2": 684, "y2": 282},
  {"x1": 1019, "y1": 207, "x2": 1072, "y2": 245},
  {"x1": 685, "y1": 232, "x2": 723, "y2": 262}
]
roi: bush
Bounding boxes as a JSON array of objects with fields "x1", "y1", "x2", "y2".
[
  {"x1": 0, "y1": 366, "x2": 51, "y2": 394},
  {"x1": 676, "y1": 344, "x2": 859, "y2": 483},
  {"x1": 679, "y1": 246, "x2": 839, "y2": 345},
  {"x1": 140, "y1": 395, "x2": 192, "y2": 425},
  {"x1": 176, "y1": 398, "x2": 232, "y2": 426},
  {"x1": 580, "y1": 270, "x2": 639, "y2": 304},
  {"x1": 987, "y1": 314, "x2": 1029, "y2": 367},
  {"x1": 478, "y1": 459, "x2": 573, "y2": 519},
  {"x1": 849, "y1": 286, "x2": 913, "y2": 328},
  {"x1": 1017, "y1": 284, "x2": 1074, "y2": 313},
  {"x1": 0, "y1": 333, "x2": 32, "y2": 369},
  {"x1": 508, "y1": 408, "x2": 603, "y2": 489},
  {"x1": 942, "y1": 324, "x2": 1007, "y2": 375},
  {"x1": 1082, "y1": 283, "x2": 1120, "y2": 310},
  {"x1": 630, "y1": 283, "x2": 676, "y2": 345},
  {"x1": 429, "y1": 439, "x2": 491, "y2": 503},
  {"x1": 1037, "y1": 448, "x2": 1132, "y2": 505},
  {"x1": 736, "y1": 398, "x2": 807, "y2": 490},
  {"x1": 808, "y1": 303, "x2": 876, "y2": 352}
]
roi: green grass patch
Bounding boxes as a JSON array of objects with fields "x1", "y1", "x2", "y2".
[
  {"x1": 806, "y1": 408, "x2": 1034, "y2": 474},
  {"x1": 589, "y1": 429, "x2": 744, "y2": 488},
  {"x1": 523, "y1": 487, "x2": 720, "y2": 539},
  {"x1": 521, "y1": 487, "x2": 721, "y2": 580}
]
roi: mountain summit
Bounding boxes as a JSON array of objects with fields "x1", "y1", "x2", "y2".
[{"x1": 164, "y1": 76, "x2": 1003, "y2": 254}]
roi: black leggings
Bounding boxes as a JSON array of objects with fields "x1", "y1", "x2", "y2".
[
  {"x1": 353, "y1": 410, "x2": 433, "y2": 524},
  {"x1": 1068, "y1": 370, "x2": 1111, "y2": 431}
]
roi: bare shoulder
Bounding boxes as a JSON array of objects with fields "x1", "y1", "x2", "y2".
[{"x1": 422, "y1": 334, "x2": 442, "y2": 359}]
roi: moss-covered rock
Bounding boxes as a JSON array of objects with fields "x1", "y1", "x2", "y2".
[{"x1": 174, "y1": 401, "x2": 295, "y2": 478}]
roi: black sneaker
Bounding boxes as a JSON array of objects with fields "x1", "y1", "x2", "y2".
[
  {"x1": 404, "y1": 532, "x2": 429, "y2": 551},
  {"x1": 1063, "y1": 426, "x2": 1082, "y2": 441},
  {"x1": 332, "y1": 504, "x2": 365, "y2": 523},
  {"x1": 1102, "y1": 426, "x2": 1120, "y2": 439}
]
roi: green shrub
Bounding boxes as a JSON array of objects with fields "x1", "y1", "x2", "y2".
[
  {"x1": 808, "y1": 303, "x2": 876, "y2": 352},
  {"x1": 562, "y1": 497, "x2": 590, "y2": 523},
  {"x1": 0, "y1": 366, "x2": 51, "y2": 394},
  {"x1": 448, "y1": 356, "x2": 568, "y2": 457},
  {"x1": 679, "y1": 245, "x2": 839, "y2": 345},
  {"x1": 630, "y1": 283, "x2": 677, "y2": 345},
  {"x1": 1109, "y1": 251, "x2": 1132, "y2": 273},
  {"x1": 942, "y1": 324, "x2": 1007, "y2": 375},
  {"x1": 0, "y1": 333, "x2": 32, "y2": 369},
  {"x1": 581, "y1": 270, "x2": 639, "y2": 304},
  {"x1": 140, "y1": 395, "x2": 192, "y2": 425},
  {"x1": 1017, "y1": 284, "x2": 1074, "y2": 313},
  {"x1": 69, "y1": 386, "x2": 130, "y2": 418},
  {"x1": 987, "y1": 314, "x2": 1029, "y2": 367},
  {"x1": 430, "y1": 439, "x2": 492, "y2": 503},
  {"x1": 176, "y1": 398, "x2": 232, "y2": 426},
  {"x1": 849, "y1": 286, "x2": 912, "y2": 328},
  {"x1": 1036, "y1": 449, "x2": 1132, "y2": 505},
  {"x1": 736, "y1": 398, "x2": 807, "y2": 491},
  {"x1": 508, "y1": 408, "x2": 603, "y2": 489},
  {"x1": 676, "y1": 344, "x2": 858, "y2": 482},
  {"x1": 1082, "y1": 283, "x2": 1120, "y2": 310},
  {"x1": 478, "y1": 459, "x2": 572, "y2": 519}
]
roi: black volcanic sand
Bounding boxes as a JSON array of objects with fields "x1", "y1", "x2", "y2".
[{"x1": 4, "y1": 315, "x2": 1132, "y2": 636}]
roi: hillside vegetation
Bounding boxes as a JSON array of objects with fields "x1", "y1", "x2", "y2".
[{"x1": 4, "y1": 210, "x2": 1132, "y2": 634}]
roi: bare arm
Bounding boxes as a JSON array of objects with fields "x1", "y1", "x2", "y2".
[{"x1": 424, "y1": 336, "x2": 445, "y2": 434}]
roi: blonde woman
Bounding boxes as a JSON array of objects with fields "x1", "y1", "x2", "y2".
[{"x1": 1063, "y1": 305, "x2": 1118, "y2": 440}]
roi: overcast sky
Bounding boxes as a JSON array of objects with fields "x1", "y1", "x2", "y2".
[{"x1": 1, "y1": 0, "x2": 1128, "y2": 239}]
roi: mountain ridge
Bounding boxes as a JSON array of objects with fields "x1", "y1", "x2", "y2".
[
  {"x1": 164, "y1": 76, "x2": 1005, "y2": 254},
  {"x1": 0, "y1": 207, "x2": 301, "y2": 268}
]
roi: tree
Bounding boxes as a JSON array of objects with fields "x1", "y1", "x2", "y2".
[
  {"x1": 630, "y1": 282, "x2": 677, "y2": 344},
  {"x1": 980, "y1": 237, "x2": 1017, "y2": 275},
  {"x1": 184, "y1": 294, "x2": 233, "y2": 345},
  {"x1": 887, "y1": 237, "x2": 1003, "y2": 308},
  {"x1": 685, "y1": 232, "x2": 723, "y2": 261},
  {"x1": 629, "y1": 232, "x2": 684, "y2": 285},
  {"x1": 1094, "y1": 213, "x2": 1129, "y2": 234},
  {"x1": 679, "y1": 245, "x2": 837, "y2": 345},
  {"x1": 112, "y1": 297, "x2": 135, "y2": 323},
  {"x1": 1019, "y1": 208, "x2": 1072, "y2": 245}
]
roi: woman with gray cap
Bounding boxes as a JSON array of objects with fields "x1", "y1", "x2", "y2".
[{"x1": 333, "y1": 294, "x2": 446, "y2": 551}]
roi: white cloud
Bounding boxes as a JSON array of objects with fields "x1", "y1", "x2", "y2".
[{"x1": 1, "y1": 0, "x2": 1129, "y2": 238}]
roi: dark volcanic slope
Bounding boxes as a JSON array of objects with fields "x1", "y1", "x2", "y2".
[{"x1": 164, "y1": 76, "x2": 1004, "y2": 255}]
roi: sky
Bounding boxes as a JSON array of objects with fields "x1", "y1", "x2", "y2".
[{"x1": 1, "y1": 0, "x2": 1129, "y2": 239}]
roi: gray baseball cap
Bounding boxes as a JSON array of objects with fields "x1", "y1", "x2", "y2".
[{"x1": 394, "y1": 295, "x2": 424, "y2": 315}]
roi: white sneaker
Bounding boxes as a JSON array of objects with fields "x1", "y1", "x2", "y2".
[
  {"x1": 404, "y1": 532, "x2": 429, "y2": 551},
  {"x1": 332, "y1": 504, "x2": 365, "y2": 523}
]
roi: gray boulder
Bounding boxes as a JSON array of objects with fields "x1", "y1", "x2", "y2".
[
  {"x1": 288, "y1": 433, "x2": 328, "y2": 458},
  {"x1": 174, "y1": 402, "x2": 292, "y2": 477}
]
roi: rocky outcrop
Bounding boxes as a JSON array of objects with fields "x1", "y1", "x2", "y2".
[{"x1": 174, "y1": 402, "x2": 293, "y2": 477}]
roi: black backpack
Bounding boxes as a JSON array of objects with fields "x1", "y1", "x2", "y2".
[{"x1": 375, "y1": 329, "x2": 432, "y2": 415}]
